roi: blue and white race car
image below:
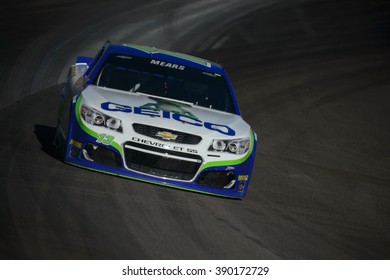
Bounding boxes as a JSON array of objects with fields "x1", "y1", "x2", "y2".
[{"x1": 55, "y1": 41, "x2": 257, "y2": 198}]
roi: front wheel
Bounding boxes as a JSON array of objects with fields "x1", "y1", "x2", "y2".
[{"x1": 53, "y1": 119, "x2": 66, "y2": 160}]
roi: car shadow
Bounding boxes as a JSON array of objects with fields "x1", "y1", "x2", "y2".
[{"x1": 34, "y1": 124, "x2": 62, "y2": 161}]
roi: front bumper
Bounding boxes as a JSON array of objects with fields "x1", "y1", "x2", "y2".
[{"x1": 64, "y1": 100, "x2": 256, "y2": 199}]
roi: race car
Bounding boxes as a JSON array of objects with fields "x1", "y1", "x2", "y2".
[{"x1": 55, "y1": 41, "x2": 257, "y2": 198}]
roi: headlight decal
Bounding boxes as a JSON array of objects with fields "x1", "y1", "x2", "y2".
[
  {"x1": 212, "y1": 139, "x2": 227, "y2": 151},
  {"x1": 75, "y1": 95, "x2": 123, "y2": 156},
  {"x1": 80, "y1": 104, "x2": 123, "y2": 132},
  {"x1": 200, "y1": 130, "x2": 255, "y2": 172},
  {"x1": 209, "y1": 138, "x2": 250, "y2": 155}
]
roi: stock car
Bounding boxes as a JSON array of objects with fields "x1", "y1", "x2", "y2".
[{"x1": 55, "y1": 41, "x2": 257, "y2": 198}]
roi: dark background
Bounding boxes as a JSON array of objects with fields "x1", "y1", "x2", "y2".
[{"x1": 1, "y1": 0, "x2": 390, "y2": 259}]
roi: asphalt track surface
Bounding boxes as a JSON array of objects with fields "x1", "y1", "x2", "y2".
[{"x1": 1, "y1": 0, "x2": 390, "y2": 259}]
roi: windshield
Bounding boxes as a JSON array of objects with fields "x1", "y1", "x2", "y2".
[{"x1": 93, "y1": 53, "x2": 236, "y2": 114}]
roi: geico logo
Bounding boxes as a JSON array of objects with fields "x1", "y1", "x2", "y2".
[{"x1": 100, "y1": 102, "x2": 235, "y2": 136}]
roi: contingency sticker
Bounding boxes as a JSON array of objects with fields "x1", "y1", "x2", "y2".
[{"x1": 238, "y1": 175, "x2": 248, "y2": 181}]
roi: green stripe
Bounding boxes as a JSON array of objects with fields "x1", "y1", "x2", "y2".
[
  {"x1": 65, "y1": 161, "x2": 240, "y2": 199},
  {"x1": 75, "y1": 95, "x2": 123, "y2": 156},
  {"x1": 125, "y1": 44, "x2": 157, "y2": 53},
  {"x1": 200, "y1": 131, "x2": 255, "y2": 171}
]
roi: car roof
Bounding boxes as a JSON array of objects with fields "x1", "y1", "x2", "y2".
[{"x1": 107, "y1": 43, "x2": 226, "y2": 75}]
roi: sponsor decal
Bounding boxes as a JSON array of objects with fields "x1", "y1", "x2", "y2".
[
  {"x1": 225, "y1": 166, "x2": 234, "y2": 171},
  {"x1": 101, "y1": 101, "x2": 236, "y2": 136},
  {"x1": 70, "y1": 146, "x2": 78, "y2": 157},
  {"x1": 70, "y1": 139, "x2": 82, "y2": 148},
  {"x1": 132, "y1": 137, "x2": 198, "y2": 154},
  {"x1": 150, "y1": 59, "x2": 185, "y2": 70},
  {"x1": 238, "y1": 182, "x2": 245, "y2": 192},
  {"x1": 238, "y1": 175, "x2": 248, "y2": 181}
]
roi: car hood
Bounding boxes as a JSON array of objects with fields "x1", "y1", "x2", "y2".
[{"x1": 80, "y1": 85, "x2": 251, "y2": 138}]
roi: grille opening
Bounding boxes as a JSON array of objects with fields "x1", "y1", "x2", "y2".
[
  {"x1": 125, "y1": 141, "x2": 202, "y2": 161},
  {"x1": 196, "y1": 171, "x2": 236, "y2": 189},
  {"x1": 123, "y1": 142, "x2": 202, "y2": 181},
  {"x1": 82, "y1": 143, "x2": 122, "y2": 168}
]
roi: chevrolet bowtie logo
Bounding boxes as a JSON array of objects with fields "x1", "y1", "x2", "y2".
[{"x1": 156, "y1": 131, "x2": 178, "y2": 141}]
